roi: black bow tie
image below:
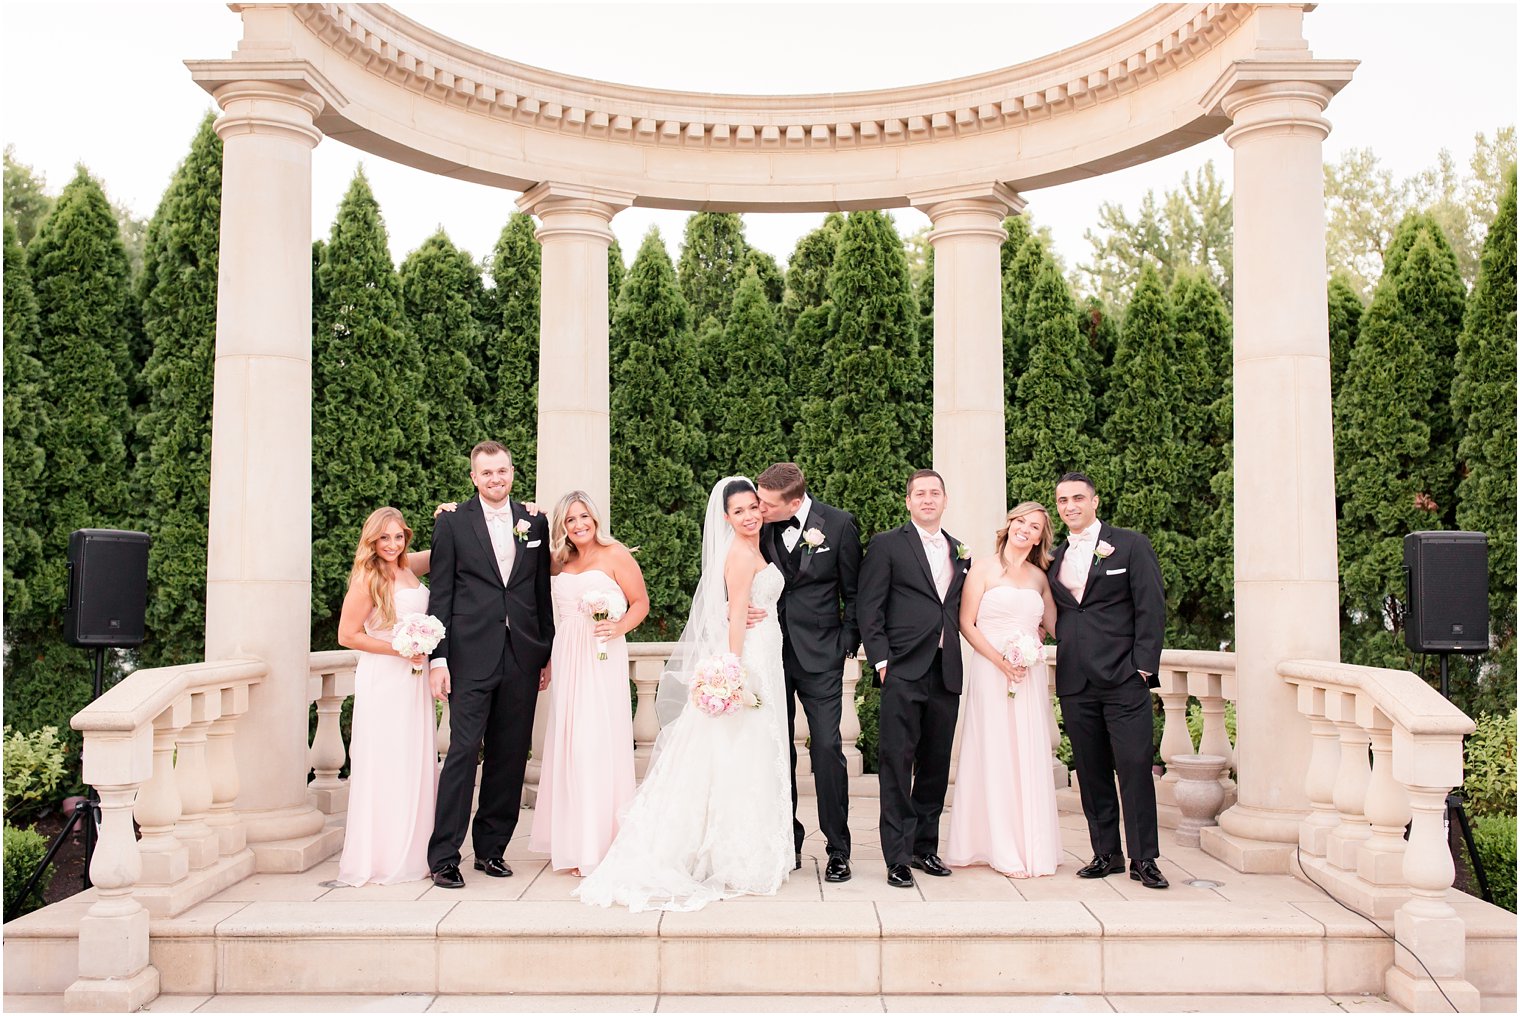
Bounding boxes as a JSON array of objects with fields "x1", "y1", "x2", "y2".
[{"x1": 783, "y1": 519, "x2": 801, "y2": 531}]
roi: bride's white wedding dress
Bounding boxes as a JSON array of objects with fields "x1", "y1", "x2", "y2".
[{"x1": 576, "y1": 562, "x2": 792, "y2": 912}]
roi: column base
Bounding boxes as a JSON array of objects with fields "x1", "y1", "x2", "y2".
[
  {"x1": 64, "y1": 966, "x2": 159, "y2": 1013},
  {"x1": 239, "y1": 802, "x2": 327, "y2": 844},
  {"x1": 250, "y1": 822, "x2": 345, "y2": 873},
  {"x1": 1385, "y1": 967, "x2": 1480, "y2": 1013},
  {"x1": 1202, "y1": 801, "x2": 1303, "y2": 872}
]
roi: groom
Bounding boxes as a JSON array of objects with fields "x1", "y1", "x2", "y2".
[
  {"x1": 858, "y1": 469, "x2": 968, "y2": 889},
  {"x1": 754, "y1": 463, "x2": 861, "y2": 884},
  {"x1": 426, "y1": 441, "x2": 554, "y2": 889},
  {"x1": 1048, "y1": 471, "x2": 1168, "y2": 889}
]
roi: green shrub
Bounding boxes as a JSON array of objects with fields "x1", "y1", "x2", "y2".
[
  {"x1": 3, "y1": 823, "x2": 52, "y2": 917},
  {"x1": 855, "y1": 680, "x2": 880, "y2": 774},
  {"x1": 1464, "y1": 711, "x2": 1517, "y2": 819},
  {"x1": 2, "y1": 726, "x2": 67, "y2": 823},
  {"x1": 1468, "y1": 815, "x2": 1517, "y2": 913},
  {"x1": 1053, "y1": 700, "x2": 1072, "y2": 767}
]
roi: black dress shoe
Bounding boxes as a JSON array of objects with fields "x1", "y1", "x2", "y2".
[
  {"x1": 1077, "y1": 853, "x2": 1125, "y2": 879},
  {"x1": 1130, "y1": 858, "x2": 1169, "y2": 889},
  {"x1": 886, "y1": 863, "x2": 916, "y2": 889},
  {"x1": 825, "y1": 854, "x2": 852, "y2": 883},
  {"x1": 472, "y1": 857, "x2": 513, "y2": 878},
  {"x1": 910, "y1": 853, "x2": 952, "y2": 877},
  {"x1": 794, "y1": 852, "x2": 803, "y2": 871},
  {"x1": 430, "y1": 864, "x2": 465, "y2": 889}
]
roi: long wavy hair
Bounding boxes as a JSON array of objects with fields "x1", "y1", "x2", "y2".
[
  {"x1": 550, "y1": 490, "x2": 616, "y2": 567},
  {"x1": 994, "y1": 501, "x2": 1053, "y2": 571},
  {"x1": 350, "y1": 507, "x2": 413, "y2": 628}
]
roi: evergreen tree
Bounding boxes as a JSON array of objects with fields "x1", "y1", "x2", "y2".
[
  {"x1": 715, "y1": 268, "x2": 789, "y2": 474},
  {"x1": 132, "y1": 114, "x2": 222, "y2": 668},
  {"x1": 3, "y1": 218, "x2": 47, "y2": 628},
  {"x1": 1334, "y1": 221, "x2": 1445, "y2": 668},
  {"x1": 782, "y1": 215, "x2": 844, "y2": 460},
  {"x1": 1002, "y1": 231, "x2": 1046, "y2": 367},
  {"x1": 999, "y1": 215, "x2": 1035, "y2": 349},
  {"x1": 3, "y1": 145, "x2": 53, "y2": 246},
  {"x1": 806, "y1": 211, "x2": 922, "y2": 539},
  {"x1": 1079, "y1": 294, "x2": 1120, "y2": 383},
  {"x1": 745, "y1": 247, "x2": 785, "y2": 306},
  {"x1": 311, "y1": 169, "x2": 427, "y2": 648},
  {"x1": 608, "y1": 237, "x2": 626, "y2": 323},
  {"x1": 1101, "y1": 266, "x2": 1184, "y2": 622},
  {"x1": 1005, "y1": 259, "x2": 1098, "y2": 506},
  {"x1": 781, "y1": 213, "x2": 843, "y2": 329},
  {"x1": 485, "y1": 212, "x2": 540, "y2": 491},
  {"x1": 689, "y1": 314, "x2": 727, "y2": 493},
  {"x1": 401, "y1": 231, "x2": 487, "y2": 506},
  {"x1": 609, "y1": 229, "x2": 703, "y2": 638},
  {"x1": 677, "y1": 212, "x2": 748, "y2": 328},
  {"x1": 1326, "y1": 274, "x2": 1364, "y2": 398},
  {"x1": 1453, "y1": 167, "x2": 1517, "y2": 711},
  {"x1": 8, "y1": 168, "x2": 136, "y2": 757}
]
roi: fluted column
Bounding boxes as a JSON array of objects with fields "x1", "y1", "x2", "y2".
[
  {"x1": 1200, "y1": 48, "x2": 1354, "y2": 870},
  {"x1": 204, "y1": 81, "x2": 327, "y2": 849},
  {"x1": 516, "y1": 182, "x2": 633, "y2": 804},
  {"x1": 909, "y1": 184, "x2": 1023, "y2": 558}
]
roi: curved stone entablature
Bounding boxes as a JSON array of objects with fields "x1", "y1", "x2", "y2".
[{"x1": 190, "y1": 3, "x2": 1352, "y2": 210}]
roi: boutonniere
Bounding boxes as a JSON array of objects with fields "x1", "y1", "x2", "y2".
[
  {"x1": 1094, "y1": 540, "x2": 1115, "y2": 560},
  {"x1": 801, "y1": 527, "x2": 826, "y2": 554},
  {"x1": 514, "y1": 519, "x2": 532, "y2": 542},
  {"x1": 955, "y1": 543, "x2": 972, "y2": 561}
]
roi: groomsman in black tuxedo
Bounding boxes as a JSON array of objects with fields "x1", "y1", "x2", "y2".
[
  {"x1": 755, "y1": 463, "x2": 862, "y2": 884},
  {"x1": 1048, "y1": 471, "x2": 1169, "y2": 890},
  {"x1": 425, "y1": 441, "x2": 554, "y2": 889},
  {"x1": 858, "y1": 469, "x2": 970, "y2": 889}
]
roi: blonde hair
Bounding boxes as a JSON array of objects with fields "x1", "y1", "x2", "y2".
[
  {"x1": 994, "y1": 501, "x2": 1053, "y2": 570},
  {"x1": 550, "y1": 490, "x2": 616, "y2": 566},
  {"x1": 350, "y1": 507, "x2": 413, "y2": 627}
]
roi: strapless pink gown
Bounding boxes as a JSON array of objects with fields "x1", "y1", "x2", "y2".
[
  {"x1": 945, "y1": 585, "x2": 1061, "y2": 877},
  {"x1": 529, "y1": 569, "x2": 636, "y2": 874},
  {"x1": 337, "y1": 584, "x2": 438, "y2": 885}
]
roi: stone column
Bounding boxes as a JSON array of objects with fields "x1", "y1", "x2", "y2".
[
  {"x1": 1199, "y1": 56, "x2": 1354, "y2": 871},
  {"x1": 909, "y1": 184, "x2": 1023, "y2": 559},
  {"x1": 204, "y1": 82, "x2": 330, "y2": 863},
  {"x1": 516, "y1": 182, "x2": 633, "y2": 804}
]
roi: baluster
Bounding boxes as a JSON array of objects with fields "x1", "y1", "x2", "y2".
[
  {"x1": 1326, "y1": 703, "x2": 1372, "y2": 871},
  {"x1": 1300, "y1": 713, "x2": 1340, "y2": 856},
  {"x1": 64, "y1": 733, "x2": 159, "y2": 1010},
  {"x1": 1046, "y1": 646, "x2": 1066, "y2": 788},
  {"x1": 793, "y1": 679, "x2": 812, "y2": 779},
  {"x1": 630, "y1": 657, "x2": 663, "y2": 780},
  {"x1": 1357, "y1": 721, "x2": 1410, "y2": 886},
  {"x1": 435, "y1": 699, "x2": 451, "y2": 760},
  {"x1": 1156, "y1": 674, "x2": 1191, "y2": 804},
  {"x1": 173, "y1": 691, "x2": 220, "y2": 869},
  {"x1": 206, "y1": 683, "x2": 250, "y2": 855},
  {"x1": 1194, "y1": 672, "x2": 1235, "y2": 781},
  {"x1": 134, "y1": 704, "x2": 189, "y2": 885},
  {"x1": 839, "y1": 658, "x2": 863, "y2": 777},
  {"x1": 308, "y1": 669, "x2": 349, "y2": 813},
  {"x1": 1387, "y1": 783, "x2": 1478, "y2": 1010}
]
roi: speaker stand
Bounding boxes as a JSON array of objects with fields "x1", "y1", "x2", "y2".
[{"x1": 1437, "y1": 652, "x2": 1493, "y2": 906}]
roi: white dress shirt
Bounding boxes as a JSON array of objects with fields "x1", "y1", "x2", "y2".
[
  {"x1": 1059, "y1": 520, "x2": 1101, "y2": 604},
  {"x1": 781, "y1": 495, "x2": 814, "y2": 553}
]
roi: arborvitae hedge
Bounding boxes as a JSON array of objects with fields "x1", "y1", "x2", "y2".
[
  {"x1": 677, "y1": 211, "x2": 748, "y2": 329},
  {"x1": 3, "y1": 218, "x2": 47, "y2": 629},
  {"x1": 484, "y1": 212, "x2": 540, "y2": 492},
  {"x1": 133, "y1": 114, "x2": 222, "y2": 668},
  {"x1": 1327, "y1": 275, "x2": 1364, "y2": 399}
]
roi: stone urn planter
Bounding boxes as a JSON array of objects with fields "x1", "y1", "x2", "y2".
[{"x1": 1169, "y1": 753, "x2": 1229, "y2": 848}]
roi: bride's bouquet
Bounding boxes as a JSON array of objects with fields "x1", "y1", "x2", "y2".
[
  {"x1": 579, "y1": 588, "x2": 629, "y2": 661},
  {"x1": 1001, "y1": 633, "x2": 1044, "y2": 699},
  {"x1": 392, "y1": 613, "x2": 446, "y2": 676},
  {"x1": 689, "y1": 652, "x2": 761, "y2": 716}
]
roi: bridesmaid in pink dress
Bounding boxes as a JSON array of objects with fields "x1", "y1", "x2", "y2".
[
  {"x1": 946, "y1": 501, "x2": 1062, "y2": 877},
  {"x1": 335, "y1": 507, "x2": 439, "y2": 886},
  {"x1": 529, "y1": 490, "x2": 650, "y2": 876}
]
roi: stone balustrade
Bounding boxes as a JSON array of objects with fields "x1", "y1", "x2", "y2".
[
  {"x1": 1278, "y1": 658, "x2": 1481, "y2": 1012},
  {"x1": 65, "y1": 658, "x2": 268, "y2": 1010}
]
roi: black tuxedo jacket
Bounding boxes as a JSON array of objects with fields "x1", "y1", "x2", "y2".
[
  {"x1": 761, "y1": 500, "x2": 862, "y2": 672},
  {"x1": 857, "y1": 523, "x2": 969, "y2": 693},
  {"x1": 1048, "y1": 522, "x2": 1165, "y2": 697},
  {"x1": 428, "y1": 495, "x2": 554, "y2": 681}
]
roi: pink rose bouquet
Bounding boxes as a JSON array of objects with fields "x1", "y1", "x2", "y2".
[
  {"x1": 392, "y1": 613, "x2": 446, "y2": 676},
  {"x1": 1001, "y1": 633, "x2": 1044, "y2": 699},
  {"x1": 689, "y1": 652, "x2": 760, "y2": 717},
  {"x1": 579, "y1": 588, "x2": 629, "y2": 661}
]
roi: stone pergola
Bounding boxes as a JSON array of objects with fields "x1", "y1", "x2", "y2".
[{"x1": 186, "y1": 0, "x2": 1349, "y2": 904}]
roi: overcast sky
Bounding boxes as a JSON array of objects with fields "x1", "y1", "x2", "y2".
[{"x1": 2, "y1": 2, "x2": 1514, "y2": 272}]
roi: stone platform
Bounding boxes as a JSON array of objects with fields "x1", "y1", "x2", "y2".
[{"x1": 4, "y1": 796, "x2": 1515, "y2": 1011}]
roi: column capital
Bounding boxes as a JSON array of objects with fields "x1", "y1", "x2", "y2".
[
  {"x1": 908, "y1": 182, "x2": 1024, "y2": 221},
  {"x1": 518, "y1": 183, "x2": 636, "y2": 246},
  {"x1": 208, "y1": 79, "x2": 324, "y2": 149},
  {"x1": 1201, "y1": 58, "x2": 1357, "y2": 149}
]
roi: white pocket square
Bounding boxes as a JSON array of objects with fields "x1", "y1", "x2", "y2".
[
  {"x1": 815, "y1": 547, "x2": 832, "y2": 555},
  {"x1": 1105, "y1": 567, "x2": 1127, "y2": 575},
  {"x1": 526, "y1": 540, "x2": 543, "y2": 548}
]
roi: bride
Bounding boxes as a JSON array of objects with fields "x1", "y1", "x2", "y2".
[{"x1": 576, "y1": 476, "x2": 793, "y2": 911}]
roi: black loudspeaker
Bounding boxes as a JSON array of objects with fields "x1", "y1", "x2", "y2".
[
  {"x1": 1403, "y1": 531, "x2": 1489, "y2": 654},
  {"x1": 64, "y1": 529, "x2": 150, "y2": 648}
]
